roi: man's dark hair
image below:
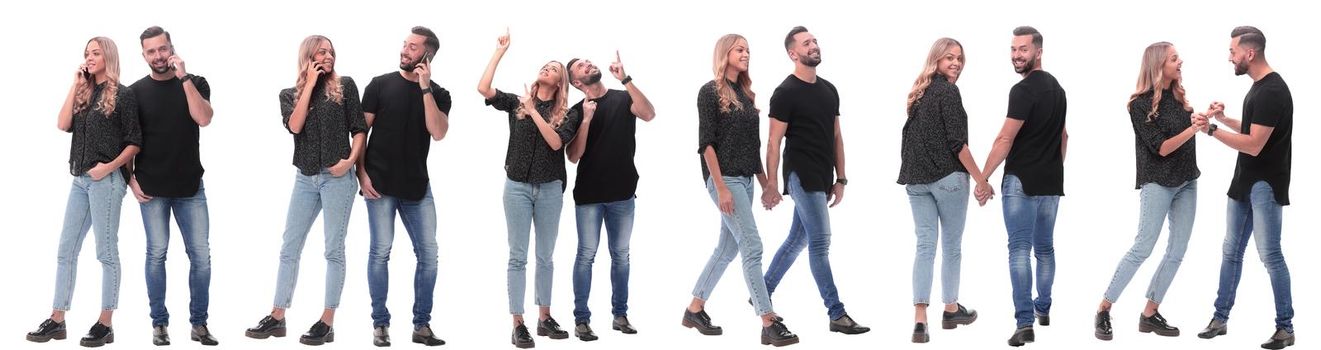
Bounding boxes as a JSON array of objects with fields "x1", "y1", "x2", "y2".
[
  {"x1": 139, "y1": 26, "x2": 171, "y2": 46},
  {"x1": 784, "y1": 26, "x2": 809, "y2": 50},
  {"x1": 1231, "y1": 26, "x2": 1266, "y2": 52},
  {"x1": 412, "y1": 26, "x2": 440, "y2": 56},
  {"x1": 566, "y1": 58, "x2": 581, "y2": 82},
  {"x1": 1012, "y1": 26, "x2": 1043, "y2": 48}
]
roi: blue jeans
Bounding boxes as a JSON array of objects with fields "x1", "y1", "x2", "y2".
[
  {"x1": 907, "y1": 172, "x2": 969, "y2": 305},
  {"x1": 764, "y1": 172, "x2": 846, "y2": 320},
  {"x1": 692, "y1": 176, "x2": 774, "y2": 316},
  {"x1": 366, "y1": 185, "x2": 438, "y2": 327},
  {"x1": 572, "y1": 197, "x2": 635, "y2": 323},
  {"x1": 142, "y1": 181, "x2": 212, "y2": 326},
  {"x1": 1002, "y1": 175, "x2": 1059, "y2": 328},
  {"x1": 1103, "y1": 180, "x2": 1196, "y2": 304},
  {"x1": 504, "y1": 179, "x2": 564, "y2": 315},
  {"x1": 1213, "y1": 181, "x2": 1293, "y2": 332},
  {"x1": 52, "y1": 172, "x2": 127, "y2": 311},
  {"x1": 272, "y1": 169, "x2": 357, "y2": 309}
]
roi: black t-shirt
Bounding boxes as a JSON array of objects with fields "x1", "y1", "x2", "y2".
[
  {"x1": 1005, "y1": 70, "x2": 1067, "y2": 196},
  {"x1": 571, "y1": 89, "x2": 638, "y2": 204},
  {"x1": 131, "y1": 75, "x2": 208, "y2": 197},
  {"x1": 1229, "y1": 72, "x2": 1292, "y2": 205},
  {"x1": 769, "y1": 74, "x2": 839, "y2": 194},
  {"x1": 362, "y1": 72, "x2": 452, "y2": 201}
]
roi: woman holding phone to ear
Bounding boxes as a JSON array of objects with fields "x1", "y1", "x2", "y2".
[
  {"x1": 244, "y1": 34, "x2": 367, "y2": 346},
  {"x1": 26, "y1": 36, "x2": 140, "y2": 347},
  {"x1": 476, "y1": 28, "x2": 582, "y2": 349}
]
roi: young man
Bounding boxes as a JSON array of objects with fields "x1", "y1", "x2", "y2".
[
  {"x1": 128, "y1": 26, "x2": 218, "y2": 346},
  {"x1": 564, "y1": 50, "x2": 655, "y2": 341},
  {"x1": 975, "y1": 26, "x2": 1068, "y2": 347},
  {"x1": 1196, "y1": 26, "x2": 1295, "y2": 350},
  {"x1": 359, "y1": 26, "x2": 451, "y2": 347},
  {"x1": 760, "y1": 26, "x2": 869, "y2": 336}
]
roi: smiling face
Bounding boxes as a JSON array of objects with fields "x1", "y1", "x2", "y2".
[
  {"x1": 570, "y1": 59, "x2": 602, "y2": 88},
  {"x1": 311, "y1": 39, "x2": 335, "y2": 73},
  {"x1": 1010, "y1": 35, "x2": 1039, "y2": 74},
  {"x1": 140, "y1": 34, "x2": 173, "y2": 74},
  {"x1": 1163, "y1": 46, "x2": 1183, "y2": 84},
  {"x1": 788, "y1": 31, "x2": 821, "y2": 67},
  {"x1": 538, "y1": 61, "x2": 564, "y2": 86},
  {"x1": 938, "y1": 44, "x2": 964, "y2": 82},
  {"x1": 400, "y1": 33, "x2": 429, "y2": 71},
  {"x1": 727, "y1": 38, "x2": 750, "y2": 74},
  {"x1": 1229, "y1": 36, "x2": 1252, "y2": 76},
  {"x1": 84, "y1": 40, "x2": 106, "y2": 76}
]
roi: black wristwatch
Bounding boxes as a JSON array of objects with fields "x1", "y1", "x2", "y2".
[
  {"x1": 1207, "y1": 123, "x2": 1218, "y2": 136},
  {"x1": 835, "y1": 178, "x2": 848, "y2": 186},
  {"x1": 180, "y1": 73, "x2": 195, "y2": 83},
  {"x1": 420, "y1": 87, "x2": 432, "y2": 95},
  {"x1": 620, "y1": 75, "x2": 633, "y2": 85}
]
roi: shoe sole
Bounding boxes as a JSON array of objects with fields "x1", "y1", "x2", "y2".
[
  {"x1": 412, "y1": 335, "x2": 445, "y2": 346},
  {"x1": 1096, "y1": 331, "x2": 1113, "y2": 341},
  {"x1": 245, "y1": 328, "x2": 287, "y2": 339},
  {"x1": 154, "y1": 339, "x2": 171, "y2": 346},
  {"x1": 299, "y1": 333, "x2": 335, "y2": 346},
  {"x1": 575, "y1": 333, "x2": 598, "y2": 342},
  {"x1": 1262, "y1": 337, "x2": 1295, "y2": 349},
  {"x1": 1008, "y1": 332, "x2": 1035, "y2": 347},
  {"x1": 374, "y1": 339, "x2": 391, "y2": 347},
  {"x1": 761, "y1": 335, "x2": 800, "y2": 347},
  {"x1": 79, "y1": 333, "x2": 114, "y2": 347},
  {"x1": 190, "y1": 334, "x2": 219, "y2": 346},
  {"x1": 829, "y1": 325, "x2": 871, "y2": 335},
  {"x1": 513, "y1": 341, "x2": 535, "y2": 349},
  {"x1": 681, "y1": 318, "x2": 722, "y2": 335},
  {"x1": 943, "y1": 313, "x2": 979, "y2": 329},
  {"x1": 1139, "y1": 323, "x2": 1181, "y2": 337},
  {"x1": 612, "y1": 324, "x2": 638, "y2": 334},
  {"x1": 912, "y1": 333, "x2": 930, "y2": 343},
  {"x1": 26, "y1": 331, "x2": 67, "y2": 343},
  {"x1": 1198, "y1": 328, "x2": 1228, "y2": 339},
  {"x1": 536, "y1": 328, "x2": 568, "y2": 339}
]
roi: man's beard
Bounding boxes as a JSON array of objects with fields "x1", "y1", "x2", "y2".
[
  {"x1": 1233, "y1": 59, "x2": 1249, "y2": 76},
  {"x1": 1013, "y1": 55, "x2": 1037, "y2": 74},
  {"x1": 582, "y1": 70, "x2": 603, "y2": 85}
]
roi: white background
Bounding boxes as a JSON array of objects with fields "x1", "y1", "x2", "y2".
[{"x1": 0, "y1": 0, "x2": 1314, "y2": 349}]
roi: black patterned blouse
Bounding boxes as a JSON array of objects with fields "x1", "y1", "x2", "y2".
[
  {"x1": 697, "y1": 80, "x2": 763, "y2": 181},
  {"x1": 68, "y1": 82, "x2": 141, "y2": 178},
  {"x1": 279, "y1": 76, "x2": 368, "y2": 176},
  {"x1": 1129, "y1": 89, "x2": 1200, "y2": 189},
  {"x1": 485, "y1": 89, "x2": 581, "y2": 189},
  {"x1": 898, "y1": 74, "x2": 968, "y2": 185}
]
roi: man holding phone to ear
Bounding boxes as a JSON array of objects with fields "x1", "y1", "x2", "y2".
[
  {"x1": 358, "y1": 26, "x2": 452, "y2": 347},
  {"x1": 129, "y1": 26, "x2": 218, "y2": 346}
]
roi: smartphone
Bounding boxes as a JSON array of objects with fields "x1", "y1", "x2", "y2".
[
  {"x1": 82, "y1": 67, "x2": 92, "y2": 80},
  {"x1": 417, "y1": 51, "x2": 433, "y2": 68}
]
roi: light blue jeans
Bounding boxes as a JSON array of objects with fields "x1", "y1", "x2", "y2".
[
  {"x1": 504, "y1": 178, "x2": 564, "y2": 315},
  {"x1": 906, "y1": 172, "x2": 969, "y2": 305},
  {"x1": 1103, "y1": 180, "x2": 1196, "y2": 304},
  {"x1": 272, "y1": 169, "x2": 358, "y2": 309},
  {"x1": 691, "y1": 176, "x2": 774, "y2": 316},
  {"x1": 52, "y1": 171, "x2": 127, "y2": 311},
  {"x1": 142, "y1": 181, "x2": 212, "y2": 326}
]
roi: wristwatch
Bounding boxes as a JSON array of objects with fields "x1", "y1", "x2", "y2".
[
  {"x1": 420, "y1": 87, "x2": 432, "y2": 95},
  {"x1": 835, "y1": 178, "x2": 848, "y2": 186},
  {"x1": 1207, "y1": 123, "x2": 1218, "y2": 136},
  {"x1": 180, "y1": 73, "x2": 195, "y2": 83}
]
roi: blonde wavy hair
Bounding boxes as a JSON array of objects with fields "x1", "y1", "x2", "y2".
[
  {"x1": 1129, "y1": 42, "x2": 1191, "y2": 122},
  {"x1": 530, "y1": 61, "x2": 570, "y2": 128},
  {"x1": 906, "y1": 38, "x2": 964, "y2": 111},
  {"x1": 712, "y1": 34, "x2": 756, "y2": 114},
  {"x1": 73, "y1": 37, "x2": 121, "y2": 116},
  {"x1": 294, "y1": 35, "x2": 344, "y2": 105}
]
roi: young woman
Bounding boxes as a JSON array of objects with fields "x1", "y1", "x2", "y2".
[
  {"x1": 245, "y1": 34, "x2": 367, "y2": 346},
  {"x1": 1094, "y1": 42, "x2": 1205, "y2": 341},
  {"x1": 476, "y1": 29, "x2": 582, "y2": 349},
  {"x1": 26, "y1": 36, "x2": 140, "y2": 348},
  {"x1": 897, "y1": 37, "x2": 984, "y2": 343},
  {"x1": 682, "y1": 34, "x2": 798, "y2": 347}
]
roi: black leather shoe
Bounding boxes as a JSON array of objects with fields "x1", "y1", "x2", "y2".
[
  {"x1": 1139, "y1": 311, "x2": 1180, "y2": 337},
  {"x1": 411, "y1": 325, "x2": 445, "y2": 346},
  {"x1": 1008, "y1": 326, "x2": 1035, "y2": 347},
  {"x1": 537, "y1": 317, "x2": 568, "y2": 339},
  {"x1": 761, "y1": 320, "x2": 799, "y2": 347},
  {"x1": 942, "y1": 304, "x2": 978, "y2": 329},
  {"x1": 613, "y1": 316, "x2": 638, "y2": 334},
  {"x1": 1198, "y1": 319, "x2": 1227, "y2": 339},
  {"x1": 299, "y1": 320, "x2": 334, "y2": 346},
  {"x1": 80, "y1": 322, "x2": 115, "y2": 347},
  {"x1": 1035, "y1": 311, "x2": 1051, "y2": 326},
  {"x1": 152, "y1": 325, "x2": 170, "y2": 346},
  {"x1": 190, "y1": 325, "x2": 219, "y2": 346},
  {"x1": 512, "y1": 324, "x2": 535, "y2": 349},
  {"x1": 373, "y1": 325, "x2": 391, "y2": 347},
  {"x1": 829, "y1": 314, "x2": 870, "y2": 334},
  {"x1": 245, "y1": 315, "x2": 287, "y2": 339},
  {"x1": 1261, "y1": 328, "x2": 1295, "y2": 349},
  {"x1": 682, "y1": 309, "x2": 722, "y2": 335},
  {"x1": 574, "y1": 322, "x2": 597, "y2": 341},
  {"x1": 912, "y1": 323, "x2": 930, "y2": 343},
  {"x1": 26, "y1": 318, "x2": 67, "y2": 343},
  {"x1": 1095, "y1": 310, "x2": 1113, "y2": 341}
]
